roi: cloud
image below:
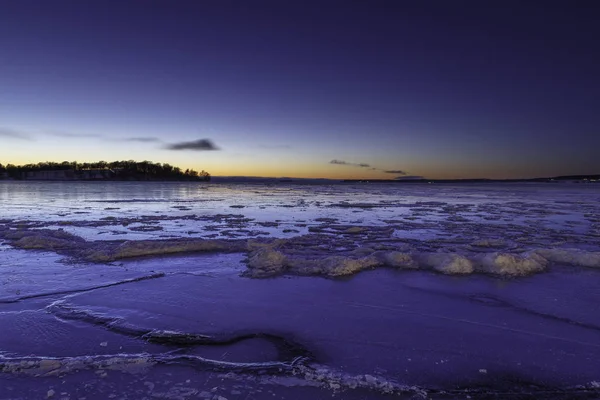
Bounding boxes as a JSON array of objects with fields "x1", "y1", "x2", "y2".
[
  {"x1": 330, "y1": 160, "x2": 348, "y2": 165},
  {"x1": 47, "y1": 131, "x2": 159, "y2": 143},
  {"x1": 330, "y1": 159, "x2": 371, "y2": 168},
  {"x1": 123, "y1": 137, "x2": 162, "y2": 143},
  {"x1": 2, "y1": 128, "x2": 168, "y2": 146},
  {"x1": 0, "y1": 127, "x2": 33, "y2": 140},
  {"x1": 47, "y1": 130, "x2": 102, "y2": 138},
  {"x1": 47, "y1": 131, "x2": 166, "y2": 144},
  {"x1": 166, "y1": 139, "x2": 220, "y2": 151},
  {"x1": 330, "y1": 160, "x2": 414, "y2": 176}
]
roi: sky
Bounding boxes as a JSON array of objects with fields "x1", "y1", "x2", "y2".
[{"x1": 1, "y1": 0, "x2": 599, "y2": 179}]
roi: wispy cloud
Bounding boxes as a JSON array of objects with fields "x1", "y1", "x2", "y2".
[
  {"x1": 47, "y1": 130, "x2": 103, "y2": 138},
  {"x1": 122, "y1": 137, "x2": 162, "y2": 143},
  {"x1": 166, "y1": 139, "x2": 220, "y2": 151},
  {"x1": 1, "y1": 127, "x2": 199, "y2": 150},
  {"x1": 330, "y1": 159, "x2": 371, "y2": 168},
  {"x1": 330, "y1": 159, "x2": 415, "y2": 177},
  {"x1": 47, "y1": 131, "x2": 164, "y2": 144},
  {"x1": 0, "y1": 127, "x2": 33, "y2": 140}
]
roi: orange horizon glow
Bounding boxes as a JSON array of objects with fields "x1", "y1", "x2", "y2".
[{"x1": 0, "y1": 154, "x2": 595, "y2": 181}]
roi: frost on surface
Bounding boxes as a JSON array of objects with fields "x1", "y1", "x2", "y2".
[
  {"x1": 6, "y1": 229, "x2": 84, "y2": 251},
  {"x1": 420, "y1": 253, "x2": 474, "y2": 274},
  {"x1": 244, "y1": 247, "x2": 380, "y2": 278},
  {"x1": 2, "y1": 181, "x2": 600, "y2": 280},
  {"x1": 0, "y1": 355, "x2": 156, "y2": 377},
  {"x1": 85, "y1": 238, "x2": 246, "y2": 262},
  {"x1": 535, "y1": 248, "x2": 600, "y2": 268},
  {"x1": 0, "y1": 226, "x2": 246, "y2": 264},
  {"x1": 475, "y1": 252, "x2": 548, "y2": 276},
  {"x1": 3, "y1": 224, "x2": 600, "y2": 279},
  {"x1": 287, "y1": 255, "x2": 380, "y2": 277},
  {"x1": 2, "y1": 183, "x2": 600, "y2": 399},
  {"x1": 376, "y1": 251, "x2": 417, "y2": 269},
  {"x1": 245, "y1": 248, "x2": 287, "y2": 277}
]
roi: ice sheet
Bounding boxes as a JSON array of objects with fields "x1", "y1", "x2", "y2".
[{"x1": 1, "y1": 181, "x2": 600, "y2": 399}]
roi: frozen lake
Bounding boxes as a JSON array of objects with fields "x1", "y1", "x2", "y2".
[{"x1": 1, "y1": 181, "x2": 600, "y2": 399}]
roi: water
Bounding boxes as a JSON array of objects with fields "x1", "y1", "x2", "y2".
[{"x1": 1, "y1": 181, "x2": 600, "y2": 399}]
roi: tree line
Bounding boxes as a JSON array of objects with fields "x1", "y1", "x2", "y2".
[{"x1": 0, "y1": 161, "x2": 210, "y2": 181}]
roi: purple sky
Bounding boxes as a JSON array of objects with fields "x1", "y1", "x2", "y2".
[{"x1": 1, "y1": 0, "x2": 598, "y2": 179}]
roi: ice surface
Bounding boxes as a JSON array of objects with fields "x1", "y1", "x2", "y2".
[
  {"x1": 475, "y1": 252, "x2": 548, "y2": 276},
  {"x1": 246, "y1": 247, "x2": 287, "y2": 277},
  {"x1": 1, "y1": 181, "x2": 600, "y2": 398},
  {"x1": 3, "y1": 223, "x2": 600, "y2": 279},
  {"x1": 84, "y1": 237, "x2": 245, "y2": 262},
  {"x1": 1, "y1": 182, "x2": 598, "y2": 248},
  {"x1": 420, "y1": 253, "x2": 474, "y2": 274},
  {"x1": 9, "y1": 267, "x2": 595, "y2": 397},
  {"x1": 536, "y1": 248, "x2": 600, "y2": 268}
]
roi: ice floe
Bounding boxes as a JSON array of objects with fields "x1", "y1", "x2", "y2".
[{"x1": 3, "y1": 223, "x2": 600, "y2": 279}]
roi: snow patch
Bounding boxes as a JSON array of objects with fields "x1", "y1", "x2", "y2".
[
  {"x1": 376, "y1": 251, "x2": 418, "y2": 269},
  {"x1": 4, "y1": 225, "x2": 600, "y2": 279},
  {"x1": 475, "y1": 252, "x2": 547, "y2": 276},
  {"x1": 244, "y1": 248, "x2": 380, "y2": 278},
  {"x1": 420, "y1": 253, "x2": 474, "y2": 274},
  {"x1": 245, "y1": 248, "x2": 287, "y2": 277},
  {"x1": 6, "y1": 229, "x2": 84, "y2": 251},
  {"x1": 535, "y1": 248, "x2": 600, "y2": 268},
  {"x1": 99, "y1": 239, "x2": 243, "y2": 262},
  {"x1": 287, "y1": 255, "x2": 380, "y2": 277}
]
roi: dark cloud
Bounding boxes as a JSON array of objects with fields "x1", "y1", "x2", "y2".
[
  {"x1": 329, "y1": 159, "x2": 371, "y2": 168},
  {"x1": 123, "y1": 137, "x2": 162, "y2": 143},
  {"x1": 166, "y1": 139, "x2": 220, "y2": 151},
  {"x1": 394, "y1": 175, "x2": 425, "y2": 180},
  {"x1": 0, "y1": 127, "x2": 32, "y2": 140},
  {"x1": 331, "y1": 160, "x2": 413, "y2": 176}
]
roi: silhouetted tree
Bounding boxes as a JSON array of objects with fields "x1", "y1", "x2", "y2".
[{"x1": 0, "y1": 161, "x2": 210, "y2": 181}]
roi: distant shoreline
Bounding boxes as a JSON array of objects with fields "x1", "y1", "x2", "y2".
[
  {"x1": 341, "y1": 175, "x2": 600, "y2": 184},
  {"x1": 1, "y1": 176, "x2": 598, "y2": 184},
  {"x1": 209, "y1": 174, "x2": 600, "y2": 184},
  {"x1": 1, "y1": 172, "x2": 598, "y2": 184},
  {"x1": 0, "y1": 161, "x2": 210, "y2": 182}
]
